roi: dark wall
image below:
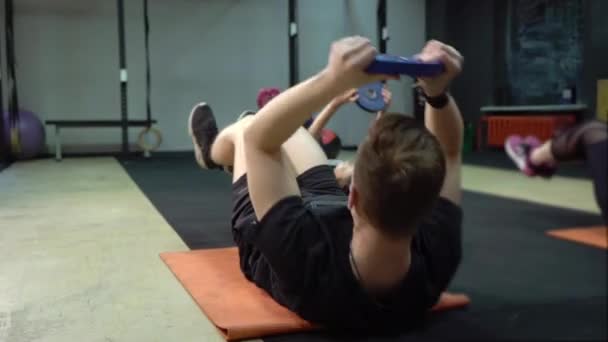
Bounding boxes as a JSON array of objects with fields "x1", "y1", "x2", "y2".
[
  {"x1": 427, "y1": 0, "x2": 606, "y2": 123},
  {"x1": 425, "y1": 0, "x2": 447, "y2": 41},
  {"x1": 582, "y1": 0, "x2": 608, "y2": 118},
  {"x1": 426, "y1": 0, "x2": 496, "y2": 123},
  {"x1": 446, "y1": 0, "x2": 495, "y2": 123}
]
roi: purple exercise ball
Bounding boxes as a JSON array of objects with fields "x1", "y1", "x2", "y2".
[{"x1": 2, "y1": 110, "x2": 46, "y2": 160}]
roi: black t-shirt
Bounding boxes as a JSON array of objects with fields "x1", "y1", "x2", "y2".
[{"x1": 236, "y1": 194, "x2": 462, "y2": 332}]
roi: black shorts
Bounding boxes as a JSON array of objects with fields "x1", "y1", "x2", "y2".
[
  {"x1": 231, "y1": 165, "x2": 344, "y2": 231},
  {"x1": 231, "y1": 163, "x2": 462, "y2": 287},
  {"x1": 231, "y1": 165, "x2": 346, "y2": 277}
]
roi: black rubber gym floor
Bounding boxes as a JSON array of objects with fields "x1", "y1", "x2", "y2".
[{"x1": 120, "y1": 153, "x2": 606, "y2": 341}]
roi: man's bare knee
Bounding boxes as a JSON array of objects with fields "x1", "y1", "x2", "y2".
[
  {"x1": 211, "y1": 117, "x2": 254, "y2": 167},
  {"x1": 282, "y1": 128, "x2": 328, "y2": 175},
  {"x1": 238, "y1": 115, "x2": 255, "y2": 127}
]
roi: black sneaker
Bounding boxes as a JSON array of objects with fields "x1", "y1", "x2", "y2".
[
  {"x1": 238, "y1": 110, "x2": 256, "y2": 121},
  {"x1": 188, "y1": 103, "x2": 221, "y2": 170}
]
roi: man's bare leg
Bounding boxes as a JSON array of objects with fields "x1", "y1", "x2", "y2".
[{"x1": 208, "y1": 115, "x2": 329, "y2": 182}]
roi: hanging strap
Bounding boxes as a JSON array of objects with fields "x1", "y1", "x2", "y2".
[
  {"x1": 143, "y1": 0, "x2": 152, "y2": 127},
  {"x1": 376, "y1": 0, "x2": 387, "y2": 86},
  {"x1": 0, "y1": 10, "x2": 5, "y2": 159},
  {"x1": 5, "y1": 0, "x2": 20, "y2": 153},
  {"x1": 376, "y1": 0, "x2": 387, "y2": 54},
  {"x1": 0, "y1": 6, "x2": 4, "y2": 119}
]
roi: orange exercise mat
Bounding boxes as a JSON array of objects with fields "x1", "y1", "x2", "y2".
[
  {"x1": 161, "y1": 247, "x2": 470, "y2": 341},
  {"x1": 547, "y1": 226, "x2": 608, "y2": 249}
]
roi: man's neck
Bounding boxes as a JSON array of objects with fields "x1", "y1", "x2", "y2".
[{"x1": 350, "y1": 223, "x2": 412, "y2": 294}]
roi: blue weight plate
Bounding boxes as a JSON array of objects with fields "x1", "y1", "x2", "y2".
[{"x1": 356, "y1": 82, "x2": 385, "y2": 113}]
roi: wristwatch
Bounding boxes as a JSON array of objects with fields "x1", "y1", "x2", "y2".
[{"x1": 423, "y1": 91, "x2": 450, "y2": 109}]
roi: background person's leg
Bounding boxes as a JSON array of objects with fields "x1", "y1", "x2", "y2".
[
  {"x1": 548, "y1": 120, "x2": 607, "y2": 223},
  {"x1": 584, "y1": 140, "x2": 607, "y2": 224},
  {"x1": 549, "y1": 120, "x2": 607, "y2": 162},
  {"x1": 506, "y1": 121, "x2": 607, "y2": 223},
  {"x1": 529, "y1": 140, "x2": 557, "y2": 166}
]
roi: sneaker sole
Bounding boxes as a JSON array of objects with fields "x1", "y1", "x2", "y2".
[
  {"x1": 238, "y1": 110, "x2": 256, "y2": 121},
  {"x1": 188, "y1": 102, "x2": 214, "y2": 169},
  {"x1": 504, "y1": 138, "x2": 528, "y2": 172}
]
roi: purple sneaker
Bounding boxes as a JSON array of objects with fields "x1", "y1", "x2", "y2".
[
  {"x1": 505, "y1": 135, "x2": 556, "y2": 177},
  {"x1": 505, "y1": 135, "x2": 535, "y2": 176},
  {"x1": 523, "y1": 135, "x2": 542, "y2": 149}
]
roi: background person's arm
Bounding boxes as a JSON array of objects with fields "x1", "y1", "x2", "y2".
[{"x1": 308, "y1": 88, "x2": 358, "y2": 140}]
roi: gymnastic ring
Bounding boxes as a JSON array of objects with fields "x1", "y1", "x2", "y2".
[{"x1": 137, "y1": 126, "x2": 163, "y2": 155}]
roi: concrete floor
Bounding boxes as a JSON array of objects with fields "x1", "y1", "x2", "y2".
[
  {"x1": 0, "y1": 158, "x2": 227, "y2": 342},
  {"x1": 0, "y1": 156, "x2": 600, "y2": 342}
]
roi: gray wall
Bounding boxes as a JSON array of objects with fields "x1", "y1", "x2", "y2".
[
  {"x1": 299, "y1": 0, "x2": 426, "y2": 146},
  {"x1": 387, "y1": 0, "x2": 427, "y2": 117},
  {"x1": 13, "y1": 0, "x2": 288, "y2": 152},
  {"x1": 9, "y1": 0, "x2": 425, "y2": 152}
]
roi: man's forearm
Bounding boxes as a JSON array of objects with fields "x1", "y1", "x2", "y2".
[
  {"x1": 308, "y1": 102, "x2": 340, "y2": 140},
  {"x1": 424, "y1": 96, "x2": 463, "y2": 158},
  {"x1": 245, "y1": 70, "x2": 343, "y2": 152}
]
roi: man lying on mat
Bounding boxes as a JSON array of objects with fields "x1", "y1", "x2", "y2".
[
  {"x1": 255, "y1": 84, "x2": 393, "y2": 190},
  {"x1": 187, "y1": 37, "x2": 464, "y2": 332}
]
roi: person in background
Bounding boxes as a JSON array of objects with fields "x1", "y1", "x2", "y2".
[
  {"x1": 323, "y1": 86, "x2": 392, "y2": 191},
  {"x1": 256, "y1": 86, "x2": 392, "y2": 136},
  {"x1": 256, "y1": 87, "x2": 281, "y2": 110},
  {"x1": 505, "y1": 120, "x2": 607, "y2": 224}
]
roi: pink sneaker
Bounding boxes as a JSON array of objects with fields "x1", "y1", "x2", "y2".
[
  {"x1": 523, "y1": 135, "x2": 542, "y2": 149},
  {"x1": 505, "y1": 135, "x2": 556, "y2": 177},
  {"x1": 505, "y1": 135, "x2": 535, "y2": 176}
]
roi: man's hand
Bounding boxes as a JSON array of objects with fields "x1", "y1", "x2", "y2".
[
  {"x1": 325, "y1": 36, "x2": 398, "y2": 91},
  {"x1": 331, "y1": 88, "x2": 359, "y2": 107},
  {"x1": 416, "y1": 40, "x2": 463, "y2": 97}
]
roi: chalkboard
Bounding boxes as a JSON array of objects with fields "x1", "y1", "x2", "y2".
[{"x1": 506, "y1": 0, "x2": 583, "y2": 105}]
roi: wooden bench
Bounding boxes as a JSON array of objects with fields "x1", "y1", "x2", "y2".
[{"x1": 45, "y1": 119, "x2": 157, "y2": 161}]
